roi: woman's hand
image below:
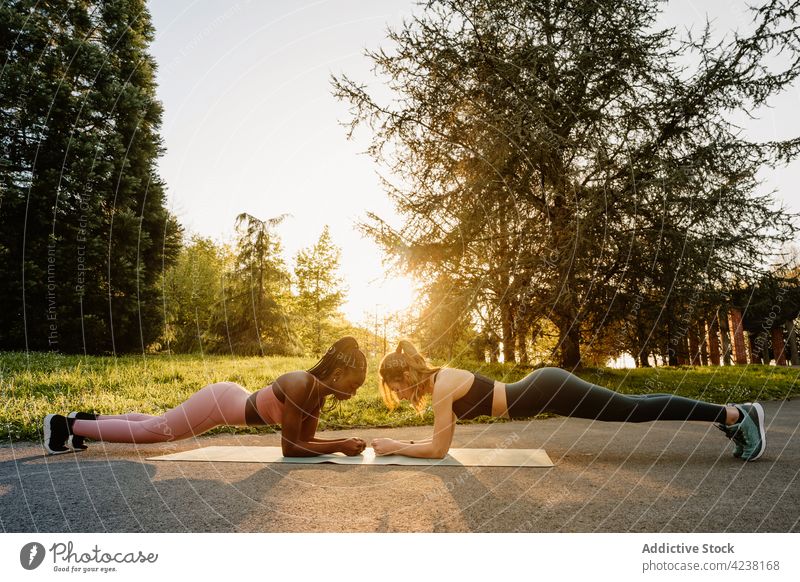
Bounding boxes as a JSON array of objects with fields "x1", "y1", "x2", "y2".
[
  {"x1": 371, "y1": 438, "x2": 397, "y2": 456},
  {"x1": 340, "y1": 437, "x2": 367, "y2": 456}
]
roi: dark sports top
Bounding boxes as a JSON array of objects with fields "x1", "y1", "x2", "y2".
[{"x1": 443, "y1": 371, "x2": 495, "y2": 420}]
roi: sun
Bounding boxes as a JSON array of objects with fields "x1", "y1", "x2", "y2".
[
  {"x1": 375, "y1": 274, "x2": 417, "y2": 314},
  {"x1": 341, "y1": 272, "x2": 419, "y2": 326}
]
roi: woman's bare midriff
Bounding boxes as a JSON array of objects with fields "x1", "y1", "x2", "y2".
[
  {"x1": 254, "y1": 384, "x2": 284, "y2": 425},
  {"x1": 491, "y1": 380, "x2": 509, "y2": 418}
]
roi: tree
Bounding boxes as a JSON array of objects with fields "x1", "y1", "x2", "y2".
[
  {"x1": 413, "y1": 273, "x2": 477, "y2": 361},
  {"x1": 208, "y1": 212, "x2": 299, "y2": 355},
  {"x1": 162, "y1": 235, "x2": 229, "y2": 353},
  {"x1": 333, "y1": 0, "x2": 800, "y2": 368},
  {"x1": 0, "y1": 0, "x2": 182, "y2": 353},
  {"x1": 292, "y1": 225, "x2": 347, "y2": 356}
]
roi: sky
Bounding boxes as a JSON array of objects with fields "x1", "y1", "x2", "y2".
[{"x1": 147, "y1": 0, "x2": 800, "y2": 327}]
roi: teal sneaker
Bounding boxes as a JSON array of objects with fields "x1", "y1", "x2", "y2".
[
  {"x1": 735, "y1": 403, "x2": 766, "y2": 461},
  {"x1": 716, "y1": 421, "x2": 745, "y2": 458}
]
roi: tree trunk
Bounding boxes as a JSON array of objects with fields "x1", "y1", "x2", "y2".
[
  {"x1": 729, "y1": 307, "x2": 748, "y2": 365},
  {"x1": 771, "y1": 327, "x2": 787, "y2": 366},
  {"x1": 556, "y1": 316, "x2": 582, "y2": 369},
  {"x1": 473, "y1": 339, "x2": 485, "y2": 362},
  {"x1": 636, "y1": 320, "x2": 651, "y2": 367},
  {"x1": 699, "y1": 320, "x2": 709, "y2": 366},
  {"x1": 666, "y1": 305, "x2": 679, "y2": 366},
  {"x1": 788, "y1": 318, "x2": 799, "y2": 366},
  {"x1": 501, "y1": 303, "x2": 515, "y2": 364},
  {"x1": 516, "y1": 321, "x2": 529, "y2": 364},
  {"x1": 488, "y1": 333, "x2": 500, "y2": 363},
  {"x1": 667, "y1": 336, "x2": 679, "y2": 367},
  {"x1": 748, "y1": 332, "x2": 760, "y2": 364},
  {"x1": 676, "y1": 336, "x2": 688, "y2": 366},
  {"x1": 718, "y1": 307, "x2": 733, "y2": 366},
  {"x1": 688, "y1": 324, "x2": 700, "y2": 365},
  {"x1": 708, "y1": 316, "x2": 721, "y2": 366}
]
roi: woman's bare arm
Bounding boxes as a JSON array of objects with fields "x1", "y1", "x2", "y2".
[
  {"x1": 373, "y1": 388, "x2": 457, "y2": 459},
  {"x1": 300, "y1": 407, "x2": 355, "y2": 443},
  {"x1": 279, "y1": 373, "x2": 362, "y2": 456}
]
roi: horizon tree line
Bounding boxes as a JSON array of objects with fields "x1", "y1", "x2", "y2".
[{"x1": 4, "y1": 0, "x2": 800, "y2": 367}]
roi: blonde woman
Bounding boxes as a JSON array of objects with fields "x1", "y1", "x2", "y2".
[{"x1": 371, "y1": 340, "x2": 766, "y2": 461}]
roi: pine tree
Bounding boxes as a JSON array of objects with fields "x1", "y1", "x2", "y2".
[
  {"x1": 162, "y1": 235, "x2": 229, "y2": 353},
  {"x1": 209, "y1": 212, "x2": 299, "y2": 355},
  {"x1": 333, "y1": 0, "x2": 800, "y2": 367},
  {"x1": 292, "y1": 225, "x2": 346, "y2": 356},
  {"x1": 0, "y1": 0, "x2": 181, "y2": 354}
]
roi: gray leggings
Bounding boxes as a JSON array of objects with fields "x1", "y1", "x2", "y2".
[{"x1": 505, "y1": 367, "x2": 728, "y2": 423}]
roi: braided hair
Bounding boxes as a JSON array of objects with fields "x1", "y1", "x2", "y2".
[
  {"x1": 307, "y1": 337, "x2": 367, "y2": 413},
  {"x1": 307, "y1": 336, "x2": 367, "y2": 378}
]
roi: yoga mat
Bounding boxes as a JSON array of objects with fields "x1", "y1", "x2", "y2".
[{"x1": 147, "y1": 446, "x2": 553, "y2": 467}]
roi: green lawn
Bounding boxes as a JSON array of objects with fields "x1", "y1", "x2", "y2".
[{"x1": 1, "y1": 351, "x2": 798, "y2": 442}]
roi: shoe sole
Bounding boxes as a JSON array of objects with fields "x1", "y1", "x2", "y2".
[
  {"x1": 43, "y1": 414, "x2": 70, "y2": 455},
  {"x1": 66, "y1": 412, "x2": 88, "y2": 451},
  {"x1": 745, "y1": 402, "x2": 766, "y2": 461}
]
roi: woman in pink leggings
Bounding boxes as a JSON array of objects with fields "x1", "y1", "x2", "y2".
[{"x1": 43, "y1": 337, "x2": 368, "y2": 457}]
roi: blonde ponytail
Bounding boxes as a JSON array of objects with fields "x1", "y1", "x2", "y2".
[{"x1": 379, "y1": 340, "x2": 441, "y2": 414}]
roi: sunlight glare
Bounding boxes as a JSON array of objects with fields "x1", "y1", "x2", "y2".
[{"x1": 342, "y1": 273, "x2": 418, "y2": 326}]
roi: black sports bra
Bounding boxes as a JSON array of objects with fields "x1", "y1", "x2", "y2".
[{"x1": 435, "y1": 370, "x2": 495, "y2": 420}]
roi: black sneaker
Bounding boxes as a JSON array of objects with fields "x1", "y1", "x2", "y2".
[
  {"x1": 67, "y1": 412, "x2": 97, "y2": 451},
  {"x1": 43, "y1": 414, "x2": 71, "y2": 455}
]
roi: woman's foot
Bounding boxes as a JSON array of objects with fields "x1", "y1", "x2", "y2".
[
  {"x1": 716, "y1": 403, "x2": 745, "y2": 458},
  {"x1": 716, "y1": 422, "x2": 745, "y2": 458},
  {"x1": 43, "y1": 414, "x2": 71, "y2": 455},
  {"x1": 66, "y1": 412, "x2": 98, "y2": 451},
  {"x1": 735, "y1": 403, "x2": 766, "y2": 461}
]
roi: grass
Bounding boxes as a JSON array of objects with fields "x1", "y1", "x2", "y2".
[{"x1": 1, "y1": 351, "x2": 798, "y2": 442}]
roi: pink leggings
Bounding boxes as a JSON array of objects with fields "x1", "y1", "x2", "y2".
[{"x1": 72, "y1": 382, "x2": 252, "y2": 444}]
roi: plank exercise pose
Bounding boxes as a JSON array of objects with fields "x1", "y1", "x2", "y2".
[
  {"x1": 371, "y1": 340, "x2": 766, "y2": 461},
  {"x1": 43, "y1": 336, "x2": 368, "y2": 457}
]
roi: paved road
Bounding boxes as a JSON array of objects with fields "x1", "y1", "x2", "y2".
[{"x1": 1, "y1": 399, "x2": 798, "y2": 532}]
